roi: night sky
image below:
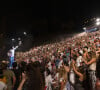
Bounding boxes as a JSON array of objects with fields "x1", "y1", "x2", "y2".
[
  {"x1": 1, "y1": 1, "x2": 100, "y2": 34},
  {"x1": 0, "y1": 0, "x2": 100, "y2": 58},
  {"x1": 0, "y1": 1, "x2": 100, "y2": 34}
]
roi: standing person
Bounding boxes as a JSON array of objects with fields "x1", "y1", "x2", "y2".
[
  {"x1": 64, "y1": 61, "x2": 70, "y2": 90},
  {"x1": 96, "y1": 52, "x2": 100, "y2": 90},
  {"x1": 59, "y1": 66, "x2": 67, "y2": 90},
  {"x1": 69, "y1": 55, "x2": 77, "y2": 90},
  {"x1": 7, "y1": 46, "x2": 18, "y2": 68},
  {"x1": 83, "y1": 51, "x2": 97, "y2": 90},
  {"x1": 59, "y1": 61, "x2": 70, "y2": 90},
  {"x1": 8, "y1": 41, "x2": 22, "y2": 68},
  {"x1": 2, "y1": 63, "x2": 16, "y2": 90},
  {"x1": 45, "y1": 68, "x2": 53, "y2": 90},
  {"x1": 18, "y1": 62, "x2": 44, "y2": 90},
  {"x1": 12, "y1": 62, "x2": 21, "y2": 90},
  {"x1": 72, "y1": 60, "x2": 85, "y2": 90}
]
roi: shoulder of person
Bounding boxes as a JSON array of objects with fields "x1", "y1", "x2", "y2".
[
  {"x1": 0, "y1": 81, "x2": 7, "y2": 89},
  {"x1": 8, "y1": 70, "x2": 15, "y2": 76}
]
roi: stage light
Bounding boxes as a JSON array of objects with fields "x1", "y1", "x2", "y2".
[
  {"x1": 23, "y1": 32, "x2": 27, "y2": 35},
  {"x1": 96, "y1": 18, "x2": 100, "y2": 22},
  {"x1": 96, "y1": 22, "x2": 100, "y2": 26},
  {"x1": 83, "y1": 27, "x2": 86, "y2": 30},
  {"x1": 12, "y1": 38, "x2": 15, "y2": 41}
]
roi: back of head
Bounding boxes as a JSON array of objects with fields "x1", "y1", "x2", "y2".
[
  {"x1": 12, "y1": 62, "x2": 17, "y2": 68},
  {"x1": 25, "y1": 63, "x2": 44, "y2": 90},
  {"x1": 0, "y1": 69, "x2": 3, "y2": 78},
  {"x1": 1, "y1": 63, "x2": 7, "y2": 70},
  {"x1": 32, "y1": 61, "x2": 41, "y2": 68},
  {"x1": 64, "y1": 61, "x2": 69, "y2": 66},
  {"x1": 20, "y1": 61, "x2": 27, "y2": 73}
]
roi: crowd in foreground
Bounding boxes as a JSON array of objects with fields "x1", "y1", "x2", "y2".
[{"x1": 0, "y1": 31, "x2": 100, "y2": 90}]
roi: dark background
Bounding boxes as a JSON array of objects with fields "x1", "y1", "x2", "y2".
[{"x1": 0, "y1": 0, "x2": 100, "y2": 59}]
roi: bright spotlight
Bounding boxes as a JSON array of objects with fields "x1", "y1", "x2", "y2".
[
  {"x1": 23, "y1": 32, "x2": 27, "y2": 35},
  {"x1": 96, "y1": 18, "x2": 100, "y2": 22},
  {"x1": 83, "y1": 27, "x2": 86, "y2": 30},
  {"x1": 96, "y1": 22, "x2": 100, "y2": 26},
  {"x1": 12, "y1": 38, "x2": 15, "y2": 41}
]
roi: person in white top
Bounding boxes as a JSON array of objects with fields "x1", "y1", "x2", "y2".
[
  {"x1": 76, "y1": 52, "x2": 83, "y2": 67},
  {"x1": 8, "y1": 41, "x2": 22, "y2": 68},
  {"x1": 0, "y1": 81, "x2": 7, "y2": 90},
  {"x1": 47, "y1": 61, "x2": 52, "y2": 72},
  {"x1": 7, "y1": 46, "x2": 19, "y2": 68},
  {"x1": 45, "y1": 69, "x2": 54, "y2": 90}
]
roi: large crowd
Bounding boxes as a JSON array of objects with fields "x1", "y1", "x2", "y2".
[{"x1": 0, "y1": 30, "x2": 100, "y2": 90}]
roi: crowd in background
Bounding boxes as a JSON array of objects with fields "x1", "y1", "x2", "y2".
[{"x1": 0, "y1": 30, "x2": 100, "y2": 90}]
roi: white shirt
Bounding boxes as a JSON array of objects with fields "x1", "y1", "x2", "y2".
[
  {"x1": 48, "y1": 62, "x2": 52, "y2": 71},
  {"x1": 89, "y1": 62, "x2": 96, "y2": 71},
  {"x1": 60, "y1": 52, "x2": 64, "y2": 57},
  {"x1": 69, "y1": 69, "x2": 75, "y2": 84},
  {"x1": 45, "y1": 75, "x2": 53, "y2": 90},
  {"x1": 79, "y1": 50, "x2": 83, "y2": 55},
  {"x1": 54, "y1": 73, "x2": 59, "y2": 81},
  {"x1": 8, "y1": 46, "x2": 18, "y2": 57},
  {"x1": 76, "y1": 56, "x2": 82, "y2": 67},
  {"x1": 88, "y1": 47, "x2": 91, "y2": 52},
  {"x1": 0, "y1": 81, "x2": 7, "y2": 90},
  {"x1": 10, "y1": 49, "x2": 15, "y2": 57}
]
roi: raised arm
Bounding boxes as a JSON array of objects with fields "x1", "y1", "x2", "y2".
[
  {"x1": 17, "y1": 73, "x2": 26, "y2": 90},
  {"x1": 14, "y1": 41, "x2": 22, "y2": 50},
  {"x1": 72, "y1": 60, "x2": 83, "y2": 81},
  {"x1": 83, "y1": 58, "x2": 96, "y2": 65}
]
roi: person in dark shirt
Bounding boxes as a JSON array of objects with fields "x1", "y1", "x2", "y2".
[
  {"x1": 96, "y1": 54, "x2": 100, "y2": 90},
  {"x1": 18, "y1": 61, "x2": 44, "y2": 90},
  {"x1": 12, "y1": 62, "x2": 21, "y2": 90}
]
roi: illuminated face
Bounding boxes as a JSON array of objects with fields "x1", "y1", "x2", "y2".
[{"x1": 84, "y1": 48, "x2": 87, "y2": 52}]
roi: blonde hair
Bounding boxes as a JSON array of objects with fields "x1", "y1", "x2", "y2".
[{"x1": 59, "y1": 66, "x2": 67, "y2": 84}]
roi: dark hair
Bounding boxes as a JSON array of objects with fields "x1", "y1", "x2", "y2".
[
  {"x1": 84, "y1": 46, "x2": 88, "y2": 49},
  {"x1": 12, "y1": 62, "x2": 17, "y2": 68},
  {"x1": 72, "y1": 55, "x2": 77, "y2": 61},
  {"x1": 32, "y1": 61, "x2": 41, "y2": 68},
  {"x1": 25, "y1": 63, "x2": 44, "y2": 90},
  {"x1": 0, "y1": 69, "x2": 3, "y2": 78},
  {"x1": 20, "y1": 61, "x2": 27, "y2": 73},
  {"x1": 1, "y1": 63, "x2": 7, "y2": 70},
  {"x1": 64, "y1": 61, "x2": 69, "y2": 66},
  {"x1": 63, "y1": 55, "x2": 66, "y2": 59},
  {"x1": 46, "y1": 68, "x2": 51, "y2": 75},
  {"x1": 78, "y1": 66, "x2": 85, "y2": 74}
]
